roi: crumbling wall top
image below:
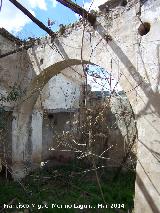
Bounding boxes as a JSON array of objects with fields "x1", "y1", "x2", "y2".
[
  {"x1": 98, "y1": 0, "x2": 139, "y2": 12},
  {"x1": 0, "y1": 28, "x2": 22, "y2": 45}
]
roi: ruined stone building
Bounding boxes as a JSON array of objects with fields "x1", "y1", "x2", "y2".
[
  {"x1": 0, "y1": 28, "x2": 134, "y2": 172},
  {"x1": 0, "y1": 0, "x2": 160, "y2": 212}
]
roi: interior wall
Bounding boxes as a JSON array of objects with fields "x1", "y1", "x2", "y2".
[{"x1": 42, "y1": 111, "x2": 74, "y2": 163}]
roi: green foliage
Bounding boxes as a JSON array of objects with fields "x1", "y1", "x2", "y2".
[
  {"x1": 0, "y1": 107, "x2": 6, "y2": 129},
  {"x1": 0, "y1": 84, "x2": 25, "y2": 102},
  {"x1": 0, "y1": 164, "x2": 135, "y2": 213},
  {"x1": 0, "y1": 84, "x2": 25, "y2": 129},
  {"x1": 90, "y1": 10, "x2": 98, "y2": 16},
  {"x1": 59, "y1": 24, "x2": 66, "y2": 35}
]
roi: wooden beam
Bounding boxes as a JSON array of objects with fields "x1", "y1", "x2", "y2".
[
  {"x1": 56, "y1": 0, "x2": 96, "y2": 26},
  {"x1": 2, "y1": 0, "x2": 96, "y2": 59},
  {"x1": 8, "y1": 0, "x2": 56, "y2": 38}
]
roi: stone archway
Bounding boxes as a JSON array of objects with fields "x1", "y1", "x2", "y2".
[{"x1": 12, "y1": 59, "x2": 93, "y2": 179}]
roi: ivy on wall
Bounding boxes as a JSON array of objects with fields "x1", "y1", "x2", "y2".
[
  {"x1": 0, "y1": 107, "x2": 6, "y2": 129},
  {"x1": 0, "y1": 84, "x2": 25, "y2": 102}
]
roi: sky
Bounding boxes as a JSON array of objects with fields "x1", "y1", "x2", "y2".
[
  {"x1": 87, "y1": 65, "x2": 122, "y2": 92},
  {"x1": 0, "y1": 0, "x2": 107, "y2": 39},
  {"x1": 0, "y1": 0, "x2": 122, "y2": 92}
]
